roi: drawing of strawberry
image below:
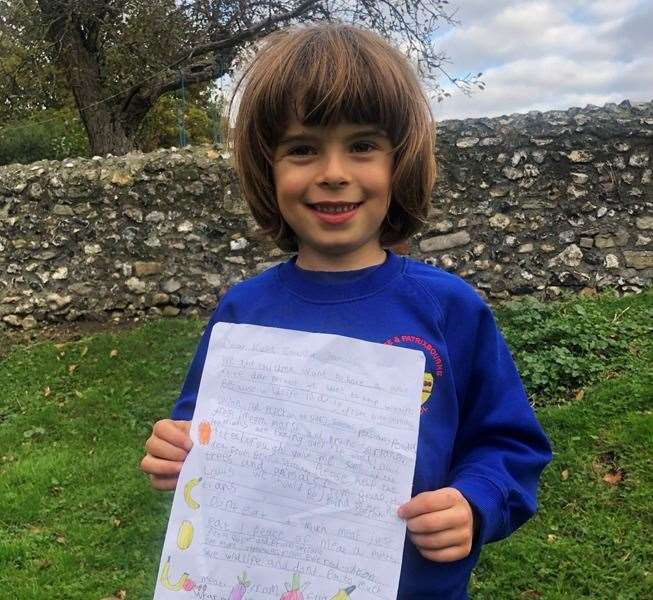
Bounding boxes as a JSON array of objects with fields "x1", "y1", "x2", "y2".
[
  {"x1": 183, "y1": 578, "x2": 195, "y2": 592},
  {"x1": 229, "y1": 571, "x2": 251, "y2": 600},
  {"x1": 280, "y1": 574, "x2": 305, "y2": 600}
]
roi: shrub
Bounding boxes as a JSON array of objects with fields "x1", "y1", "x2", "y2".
[
  {"x1": 135, "y1": 95, "x2": 224, "y2": 152},
  {"x1": 0, "y1": 108, "x2": 89, "y2": 166},
  {"x1": 496, "y1": 291, "x2": 652, "y2": 405}
]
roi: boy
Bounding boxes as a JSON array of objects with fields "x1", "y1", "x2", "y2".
[{"x1": 141, "y1": 23, "x2": 552, "y2": 598}]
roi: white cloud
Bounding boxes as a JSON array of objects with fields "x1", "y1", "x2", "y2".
[
  {"x1": 431, "y1": 0, "x2": 652, "y2": 120},
  {"x1": 583, "y1": 0, "x2": 642, "y2": 19}
]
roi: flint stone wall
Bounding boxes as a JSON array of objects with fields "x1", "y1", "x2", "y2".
[{"x1": 0, "y1": 99, "x2": 651, "y2": 330}]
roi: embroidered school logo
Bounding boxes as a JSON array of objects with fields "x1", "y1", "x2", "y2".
[{"x1": 383, "y1": 334, "x2": 444, "y2": 414}]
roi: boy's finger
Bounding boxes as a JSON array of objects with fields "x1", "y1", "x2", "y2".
[
  {"x1": 145, "y1": 436, "x2": 189, "y2": 462},
  {"x1": 150, "y1": 475, "x2": 179, "y2": 491},
  {"x1": 404, "y1": 507, "x2": 461, "y2": 534},
  {"x1": 154, "y1": 419, "x2": 193, "y2": 450},
  {"x1": 174, "y1": 420, "x2": 192, "y2": 435},
  {"x1": 398, "y1": 489, "x2": 459, "y2": 519},
  {"x1": 140, "y1": 454, "x2": 184, "y2": 477},
  {"x1": 409, "y1": 527, "x2": 470, "y2": 551},
  {"x1": 418, "y1": 545, "x2": 468, "y2": 563}
]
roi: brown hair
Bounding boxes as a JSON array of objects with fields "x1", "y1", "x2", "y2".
[{"x1": 229, "y1": 22, "x2": 436, "y2": 252}]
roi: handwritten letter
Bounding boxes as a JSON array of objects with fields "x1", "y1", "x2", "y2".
[{"x1": 154, "y1": 323, "x2": 425, "y2": 600}]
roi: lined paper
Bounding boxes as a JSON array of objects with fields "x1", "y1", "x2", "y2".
[{"x1": 154, "y1": 323, "x2": 424, "y2": 600}]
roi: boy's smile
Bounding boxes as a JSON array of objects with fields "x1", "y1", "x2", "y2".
[{"x1": 273, "y1": 119, "x2": 394, "y2": 271}]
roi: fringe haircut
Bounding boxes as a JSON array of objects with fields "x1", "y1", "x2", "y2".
[{"x1": 229, "y1": 22, "x2": 437, "y2": 251}]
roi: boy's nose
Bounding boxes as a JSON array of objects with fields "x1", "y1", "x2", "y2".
[{"x1": 318, "y1": 150, "x2": 351, "y2": 187}]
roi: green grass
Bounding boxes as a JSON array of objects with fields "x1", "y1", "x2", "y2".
[{"x1": 1, "y1": 292, "x2": 651, "y2": 599}]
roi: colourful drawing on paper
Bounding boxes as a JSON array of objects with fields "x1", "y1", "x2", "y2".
[
  {"x1": 183, "y1": 477, "x2": 201, "y2": 510},
  {"x1": 198, "y1": 421, "x2": 212, "y2": 445},
  {"x1": 421, "y1": 372, "x2": 434, "y2": 404},
  {"x1": 329, "y1": 586, "x2": 356, "y2": 600},
  {"x1": 160, "y1": 555, "x2": 195, "y2": 592},
  {"x1": 229, "y1": 571, "x2": 251, "y2": 600},
  {"x1": 176, "y1": 520, "x2": 194, "y2": 550},
  {"x1": 280, "y1": 573, "x2": 307, "y2": 600}
]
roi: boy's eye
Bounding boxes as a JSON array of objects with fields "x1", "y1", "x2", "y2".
[
  {"x1": 287, "y1": 145, "x2": 316, "y2": 156},
  {"x1": 283, "y1": 140, "x2": 379, "y2": 157},
  {"x1": 351, "y1": 141, "x2": 377, "y2": 153}
]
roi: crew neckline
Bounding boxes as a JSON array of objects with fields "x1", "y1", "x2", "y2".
[
  {"x1": 295, "y1": 261, "x2": 382, "y2": 281},
  {"x1": 276, "y1": 249, "x2": 404, "y2": 303}
]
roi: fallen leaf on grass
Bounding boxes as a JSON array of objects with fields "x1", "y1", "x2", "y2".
[
  {"x1": 110, "y1": 349, "x2": 119, "y2": 358},
  {"x1": 68, "y1": 364, "x2": 78, "y2": 374},
  {"x1": 547, "y1": 534, "x2": 557, "y2": 543},
  {"x1": 43, "y1": 387, "x2": 51, "y2": 397},
  {"x1": 100, "y1": 590, "x2": 126, "y2": 600},
  {"x1": 560, "y1": 469, "x2": 570, "y2": 481},
  {"x1": 603, "y1": 471, "x2": 624, "y2": 485},
  {"x1": 575, "y1": 389, "x2": 585, "y2": 401},
  {"x1": 595, "y1": 451, "x2": 626, "y2": 485}
]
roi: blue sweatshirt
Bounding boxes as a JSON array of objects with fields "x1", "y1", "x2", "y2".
[{"x1": 171, "y1": 250, "x2": 552, "y2": 599}]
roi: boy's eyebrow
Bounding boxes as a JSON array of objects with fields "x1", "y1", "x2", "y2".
[{"x1": 278, "y1": 127, "x2": 388, "y2": 145}]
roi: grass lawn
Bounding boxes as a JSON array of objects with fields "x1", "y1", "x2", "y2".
[{"x1": 1, "y1": 291, "x2": 651, "y2": 599}]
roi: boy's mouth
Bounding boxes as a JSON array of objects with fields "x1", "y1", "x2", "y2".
[
  {"x1": 307, "y1": 202, "x2": 362, "y2": 224},
  {"x1": 308, "y1": 202, "x2": 362, "y2": 214}
]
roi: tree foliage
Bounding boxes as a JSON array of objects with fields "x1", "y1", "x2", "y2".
[{"x1": 0, "y1": 0, "x2": 481, "y2": 156}]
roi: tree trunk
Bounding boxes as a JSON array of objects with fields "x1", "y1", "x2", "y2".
[
  {"x1": 82, "y1": 105, "x2": 133, "y2": 156},
  {"x1": 37, "y1": 1, "x2": 136, "y2": 156}
]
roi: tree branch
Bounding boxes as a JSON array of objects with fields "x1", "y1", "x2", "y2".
[
  {"x1": 155, "y1": 61, "x2": 219, "y2": 96},
  {"x1": 120, "y1": 0, "x2": 320, "y2": 115},
  {"x1": 168, "y1": 0, "x2": 320, "y2": 69}
]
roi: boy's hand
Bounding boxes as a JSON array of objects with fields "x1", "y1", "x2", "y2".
[
  {"x1": 141, "y1": 419, "x2": 192, "y2": 490},
  {"x1": 398, "y1": 487, "x2": 475, "y2": 562}
]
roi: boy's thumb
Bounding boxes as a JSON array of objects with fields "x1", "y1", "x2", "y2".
[
  {"x1": 175, "y1": 420, "x2": 193, "y2": 449},
  {"x1": 174, "y1": 419, "x2": 191, "y2": 432}
]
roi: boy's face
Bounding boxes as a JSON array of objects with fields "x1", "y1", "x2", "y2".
[{"x1": 272, "y1": 118, "x2": 394, "y2": 270}]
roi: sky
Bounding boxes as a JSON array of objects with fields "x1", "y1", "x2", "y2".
[{"x1": 430, "y1": 0, "x2": 653, "y2": 121}]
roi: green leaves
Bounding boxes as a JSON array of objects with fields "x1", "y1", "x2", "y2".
[{"x1": 497, "y1": 291, "x2": 652, "y2": 405}]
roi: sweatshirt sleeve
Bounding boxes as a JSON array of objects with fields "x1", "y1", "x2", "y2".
[
  {"x1": 444, "y1": 289, "x2": 552, "y2": 546},
  {"x1": 170, "y1": 301, "x2": 228, "y2": 421}
]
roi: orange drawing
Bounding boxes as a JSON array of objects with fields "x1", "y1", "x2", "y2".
[{"x1": 198, "y1": 421, "x2": 212, "y2": 445}]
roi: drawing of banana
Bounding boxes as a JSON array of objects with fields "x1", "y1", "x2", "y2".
[
  {"x1": 183, "y1": 477, "x2": 201, "y2": 510},
  {"x1": 329, "y1": 586, "x2": 356, "y2": 600},
  {"x1": 177, "y1": 520, "x2": 194, "y2": 550},
  {"x1": 160, "y1": 555, "x2": 192, "y2": 591}
]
